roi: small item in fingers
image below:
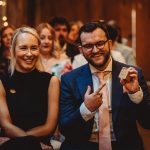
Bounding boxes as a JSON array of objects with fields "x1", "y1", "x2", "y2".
[{"x1": 119, "y1": 67, "x2": 130, "y2": 82}]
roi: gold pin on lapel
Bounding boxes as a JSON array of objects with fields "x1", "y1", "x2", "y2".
[{"x1": 10, "y1": 89, "x2": 16, "y2": 94}]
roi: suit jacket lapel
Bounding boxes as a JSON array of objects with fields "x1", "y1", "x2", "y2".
[
  {"x1": 76, "y1": 62, "x2": 124, "y2": 125},
  {"x1": 112, "y1": 61, "x2": 124, "y2": 124},
  {"x1": 77, "y1": 64, "x2": 93, "y2": 100}
]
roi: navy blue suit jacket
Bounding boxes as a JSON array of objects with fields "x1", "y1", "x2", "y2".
[{"x1": 59, "y1": 60, "x2": 150, "y2": 150}]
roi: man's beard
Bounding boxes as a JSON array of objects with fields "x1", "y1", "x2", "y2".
[
  {"x1": 83, "y1": 50, "x2": 111, "y2": 69},
  {"x1": 59, "y1": 35, "x2": 66, "y2": 47}
]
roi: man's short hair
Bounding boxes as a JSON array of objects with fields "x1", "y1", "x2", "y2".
[
  {"x1": 77, "y1": 21, "x2": 110, "y2": 45},
  {"x1": 49, "y1": 16, "x2": 70, "y2": 32}
]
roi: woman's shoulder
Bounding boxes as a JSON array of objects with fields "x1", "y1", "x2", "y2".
[
  {"x1": 36, "y1": 70, "x2": 60, "y2": 88},
  {"x1": 36, "y1": 69, "x2": 53, "y2": 79},
  {"x1": 36, "y1": 69, "x2": 57, "y2": 83}
]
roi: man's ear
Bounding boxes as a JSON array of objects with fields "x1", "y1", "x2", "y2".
[
  {"x1": 78, "y1": 46, "x2": 83, "y2": 53},
  {"x1": 108, "y1": 40, "x2": 113, "y2": 50}
]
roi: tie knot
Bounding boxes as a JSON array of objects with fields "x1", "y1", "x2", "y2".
[
  {"x1": 97, "y1": 72, "x2": 104, "y2": 79},
  {"x1": 96, "y1": 71, "x2": 110, "y2": 79}
]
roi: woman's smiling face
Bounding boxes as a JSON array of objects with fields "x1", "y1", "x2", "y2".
[{"x1": 15, "y1": 33, "x2": 40, "y2": 73}]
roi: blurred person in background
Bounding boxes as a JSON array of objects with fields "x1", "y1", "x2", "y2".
[
  {"x1": 36, "y1": 23, "x2": 72, "y2": 78},
  {"x1": 49, "y1": 16, "x2": 80, "y2": 62},
  {"x1": 68, "y1": 20, "x2": 83, "y2": 43},
  {"x1": 106, "y1": 24, "x2": 126, "y2": 63},
  {"x1": 0, "y1": 25, "x2": 15, "y2": 75},
  {"x1": 107, "y1": 20, "x2": 136, "y2": 66}
]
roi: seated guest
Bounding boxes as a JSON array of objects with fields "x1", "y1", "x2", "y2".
[
  {"x1": 36, "y1": 23, "x2": 72, "y2": 78},
  {"x1": 68, "y1": 20, "x2": 83, "y2": 43},
  {"x1": 49, "y1": 16, "x2": 80, "y2": 62},
  {"x1": 0, "y1": 25, "x2": 15, "y2": 75},
  {"x1": 0, "y1": 27, "x2": 60, "y2": 150},
  {"x1": 59, "y1": 21, "x2": 150, "y2": 150}
]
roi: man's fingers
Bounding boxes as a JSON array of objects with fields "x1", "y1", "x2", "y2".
[
  {"x1": 129, "y1": 74, "x2": 138, "y2": 79},
  {"x1": 128, "y1": 67, "x2": 138, "y2": 75},
  {"x1": 94, "y1": 83, "x2": 106, "y2": 96},
  {"x1": 85, "y1": 85, "x2": 91, "y2": 96},
  {"x1": 97, "y1": 83, "x2": 106, "y2": 93},
  {"x1": 120, "y1": 79, "x2": 127, "y2": 85}
]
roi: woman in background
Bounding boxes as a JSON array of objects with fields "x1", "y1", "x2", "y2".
[
  {"x1": 0, "y1": 27, "x2": 59, "y2": 150},
  {"x1": 68, "y1": 20, "x2": 83, "y2": 43},
  {"x1": 36, "y1": 23, "x2": 72, "y2": 78},
  {"x1": 0, "y1": 25, "x2": 15, "y2": 75}
]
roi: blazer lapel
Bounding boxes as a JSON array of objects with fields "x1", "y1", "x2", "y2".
[
  {"x1": 111, "y1": 61, "x2": 124, "y2": 124},
  {"x1": 77, "y1": 64, "x2": 93, "y2": 100},
  {"x1": 76, "y1": 61, "x2": 124, "y2": 125}
]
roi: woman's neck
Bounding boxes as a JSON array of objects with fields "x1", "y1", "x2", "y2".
[{"x1": 40, "y1": 53, "x2": 52, "y2": 60}]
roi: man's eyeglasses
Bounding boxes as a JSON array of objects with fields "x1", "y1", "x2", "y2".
[{"x1": 81, "y1": 40, "x2": 108, "y2": 52}]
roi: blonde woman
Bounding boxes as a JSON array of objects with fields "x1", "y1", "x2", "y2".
[
  {"x1": 0, "y1": 27, "x2": 59, "y2": 150},
  {"x1": 36, "y1": 23, "x2": 72, "y2": 78}
]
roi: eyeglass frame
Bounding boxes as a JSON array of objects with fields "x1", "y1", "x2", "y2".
[{"x1": 80, "y1": 39, "x2": 109, "y2": 52}]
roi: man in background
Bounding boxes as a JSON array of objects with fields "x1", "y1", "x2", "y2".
[{"x1": 50, "y1": 16, "x2": 80, "y2": 62}]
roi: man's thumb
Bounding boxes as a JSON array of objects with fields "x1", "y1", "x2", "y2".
[{"x1": 85, "y1": 86, "x2": 91, "y2": 95}]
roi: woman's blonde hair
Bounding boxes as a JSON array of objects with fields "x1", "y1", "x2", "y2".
[
  {"x1": 36, "y1": 23, "x2": 61, "y2": 58},
  {"x1": 10, "y1": 26, "x2": 44, "y2": 75}
]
